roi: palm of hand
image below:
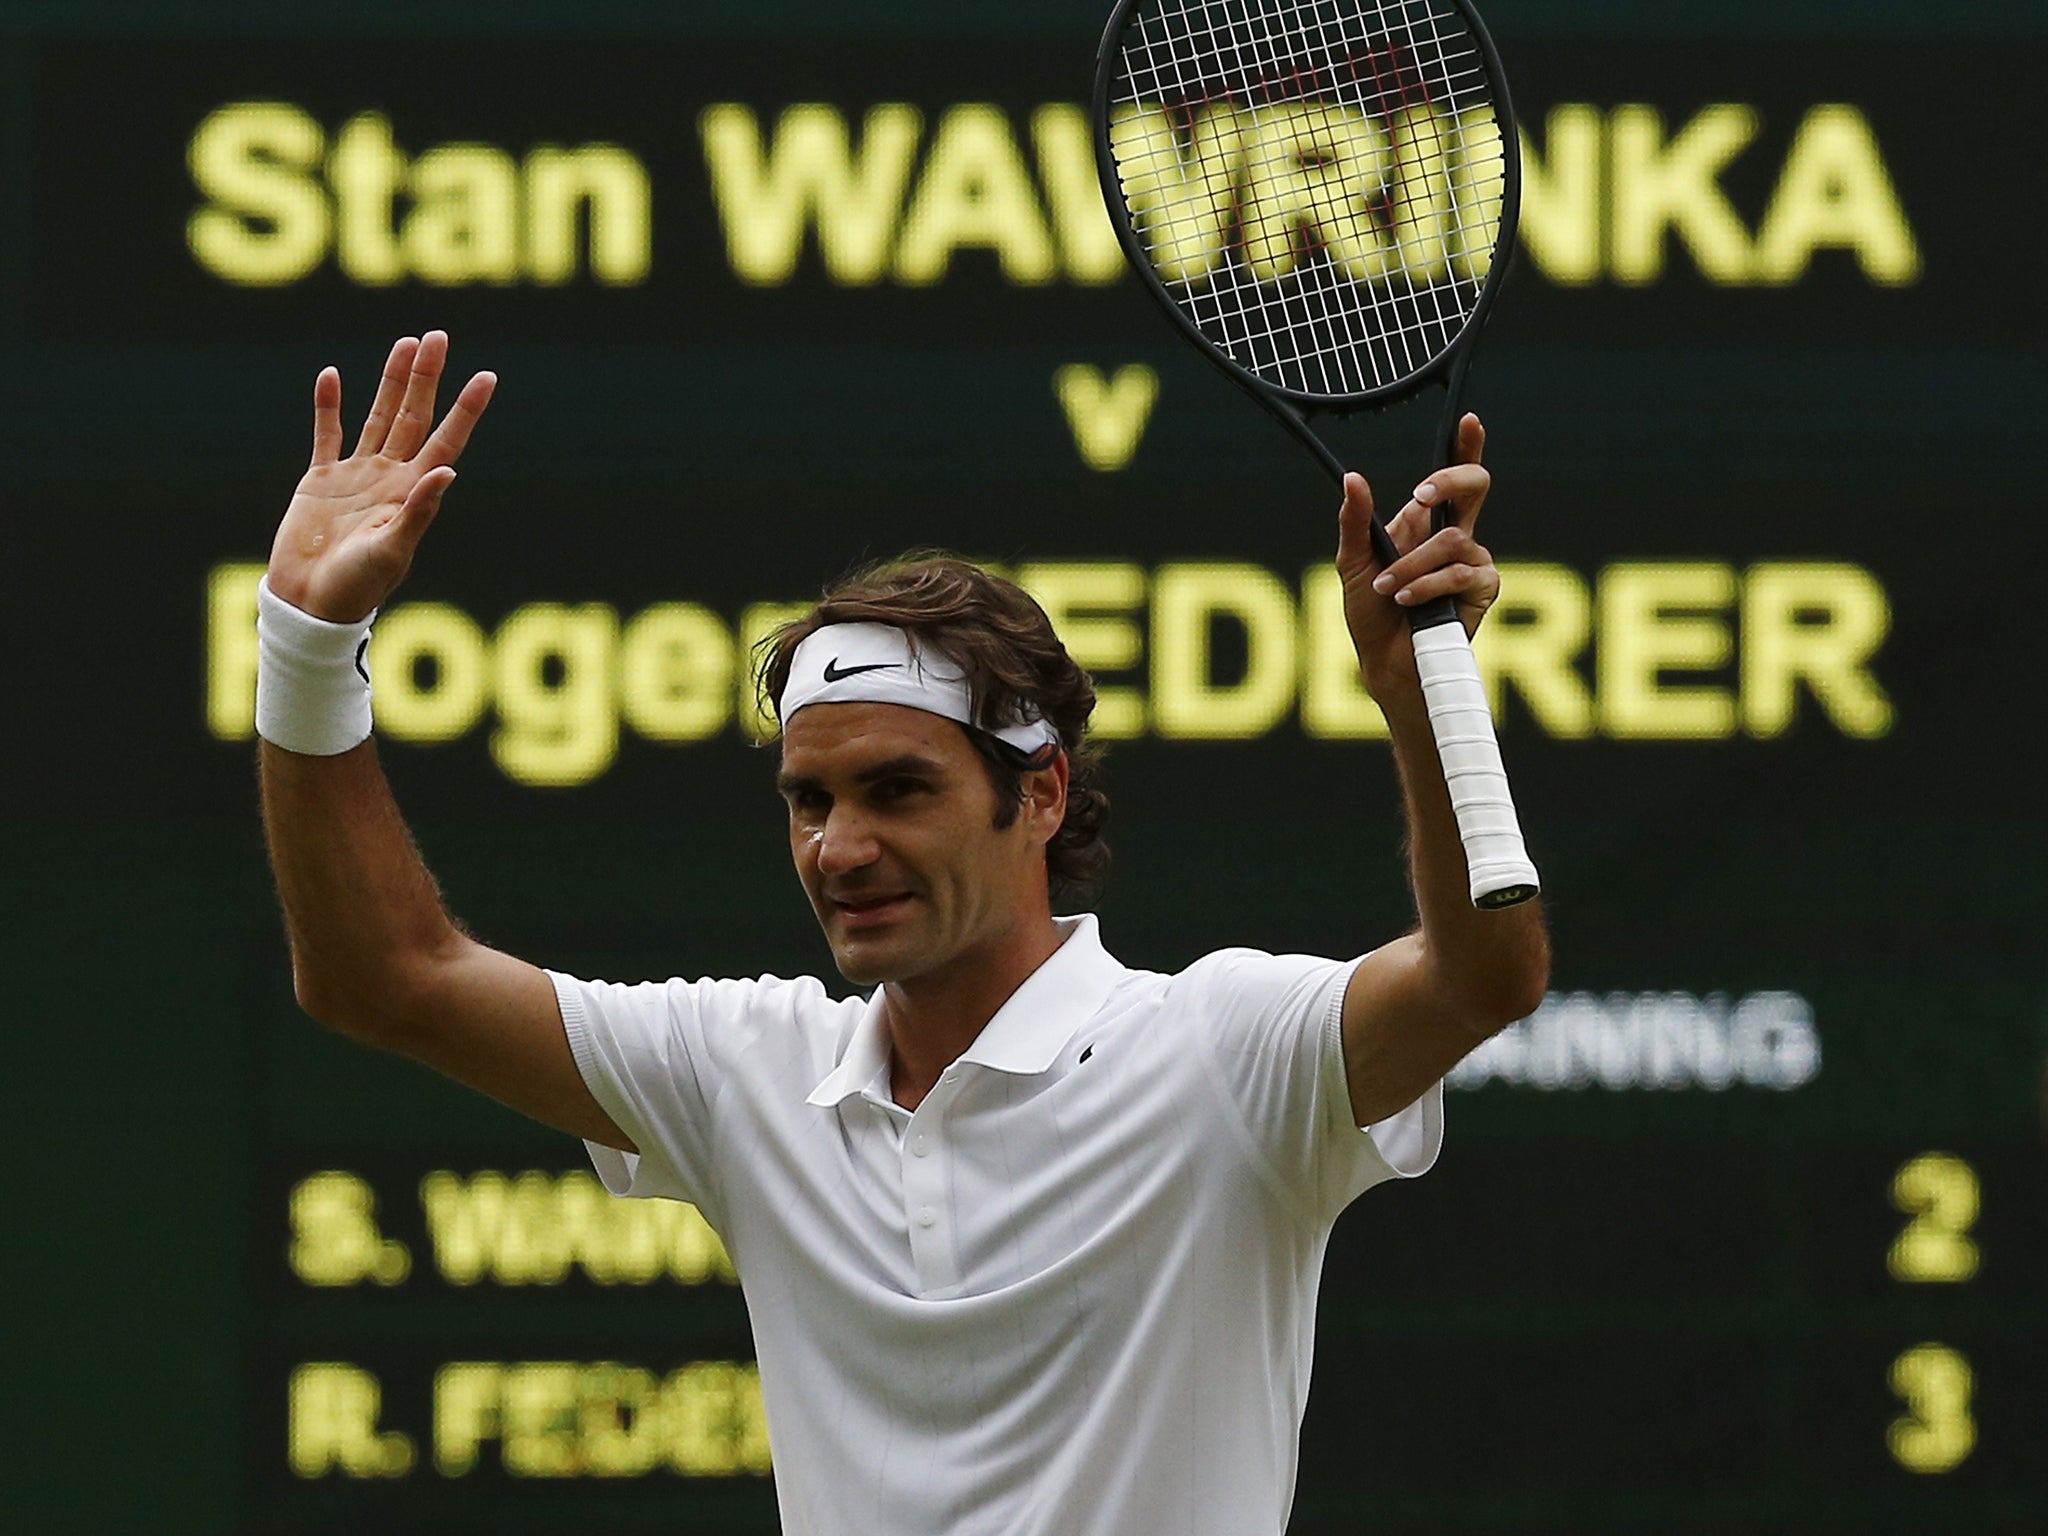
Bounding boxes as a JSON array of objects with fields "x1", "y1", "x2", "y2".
[
  {"x1": 274, "y1": 457, "x2": 434, "y2": 622},
  {"x1": 266, "y1": 332, "x2": 497, "y2": 624}
]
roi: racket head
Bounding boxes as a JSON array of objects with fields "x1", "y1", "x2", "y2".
[{"x1": 1093, "y1": 0, "x2": 1521, "y2": 410}]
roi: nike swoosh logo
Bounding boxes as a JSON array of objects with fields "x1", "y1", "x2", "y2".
[
  {"x1": 354, "y1": 635, "x2": 371, "y2": 684},
  {"x1": 822, "y1": 658, "x2": 901, "y2": 683}
]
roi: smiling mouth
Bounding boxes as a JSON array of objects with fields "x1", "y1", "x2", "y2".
[{"x1": 831, "y1": 893, "x2": 913, "y2": 927}]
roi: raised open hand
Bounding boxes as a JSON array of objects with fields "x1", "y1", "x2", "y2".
[{"x1": 267, "y1": 331, "x2": 496, "y2": 623}]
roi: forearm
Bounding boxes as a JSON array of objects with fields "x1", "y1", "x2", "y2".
[
  {"x1": 1375, "y1": 675, "x2": 1549, "y2": 1026},
  {"x1": 260, "y1": 738, "x2": 467, "y2": 1033}
]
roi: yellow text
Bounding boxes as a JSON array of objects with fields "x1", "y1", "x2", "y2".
[
  {"x1": 704, "y1": 99, "x2": 1916, "y2": 290},
  {"x1": 187, "y1": 102, "x2": 650, "y2": 287},
  {"x1": 182, "y1": 98, "x2": 1917, "y2": 293},
  {"x1": 1888, "y1": 1344, "x2": 1976, "y2": 1474},
  {"x1": 435, "y1": 1360, "x2": 771, "y2": 1477},
  {"x1": 289, "y1": 1364, "x2": 415, "y2": 1478},
  {"x1": 703, "y1": 102, "x2": 1121, "y2": 287},
  {"x1": 1053, "y1": 363, "x2": 1159, "y2": 472},
  {"x1": 207, "y1": 558, "x2": 1893, "y2": 787},
  {"x1": 1532, "y1": 102, "x2": 1919, "y2": 287},
  {"x1": 289, "y1": 1171, "x2": 412, "y2": 1286},
  {"x1": 1887, "y1": 1153, "x2": 1981, "y2": 1285},
  {"x1": 421, "y1": 1169, "x2": 736, "y2": 1286}
]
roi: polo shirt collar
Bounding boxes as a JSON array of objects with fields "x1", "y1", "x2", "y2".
[
  {"x1": 805, "y1": 995, "x2": 894, "y2": 1108},
  {"x1": 806, "y1": 914, "x2": 1126, "y2": 1106}
]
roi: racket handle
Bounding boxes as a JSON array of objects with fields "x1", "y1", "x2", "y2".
[{"x1": 1410, "y1": 620, "x2": 1540, "y2": 909}]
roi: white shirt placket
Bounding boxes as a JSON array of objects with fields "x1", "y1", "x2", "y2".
[{"x1": 900, "y1": 1065, "x2": 964, "y2": 1297}]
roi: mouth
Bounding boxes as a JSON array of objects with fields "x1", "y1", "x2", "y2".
[{"x1": 829, "y1": 892, "x2": 915, "y2": 931}]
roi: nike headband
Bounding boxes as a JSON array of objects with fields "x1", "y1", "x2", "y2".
[{"x1": 778, "y1": 622, "x2": 1060, "y2": 757}]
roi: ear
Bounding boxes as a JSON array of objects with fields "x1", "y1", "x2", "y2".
[{"x1": 1019, "y1": 750, "x2": 1069, "y2": 848}]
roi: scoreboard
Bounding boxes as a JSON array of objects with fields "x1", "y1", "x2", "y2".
[{"x1": 4, "y1": 1, "x2": 2045, "y2": 1532}]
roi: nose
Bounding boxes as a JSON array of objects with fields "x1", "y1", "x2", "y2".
[{"x1": 814, "y1": 802, "x2": 880, "y2": 877}]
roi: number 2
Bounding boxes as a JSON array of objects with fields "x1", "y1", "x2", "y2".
[{"x1": 1887, "y1": 1153, "x2": 1979, "y2": 1284}]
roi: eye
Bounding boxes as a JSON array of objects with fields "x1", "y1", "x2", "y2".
[
  {"x1": 871, "y1": 776, "x2": 929, "y2": 804},
  {"x1": 784, "y1": 787, "x2": 830, "y2": 816}
]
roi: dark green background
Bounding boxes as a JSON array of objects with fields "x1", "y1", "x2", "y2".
[{"x1": 3, "y1": 1, "x2": 2044, "y2": 1532}]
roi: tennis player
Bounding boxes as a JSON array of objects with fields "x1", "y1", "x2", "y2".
[{"x1": 258, "y1": 331, "x2": 1549, "y2": 1535}]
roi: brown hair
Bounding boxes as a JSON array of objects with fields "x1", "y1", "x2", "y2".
[{"x1": 756, "y1": 553, "x2": 1110, "y2": 904}]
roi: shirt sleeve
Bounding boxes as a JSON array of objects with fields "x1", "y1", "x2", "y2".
[
  {"x1": 1185, "y1": 949, "x2": 1444, "y2": 1224},
  {"x1": 548, "y1": 970, "x2": 737, "y2": 1220}
]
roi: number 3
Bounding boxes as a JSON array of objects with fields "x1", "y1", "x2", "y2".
[{"x1": 1887, "y1": 1343, "x2": 1975, "y2": 1473}]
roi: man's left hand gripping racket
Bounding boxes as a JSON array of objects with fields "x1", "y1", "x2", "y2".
[{"x1": 1092, "y1": 0, "x2": 1538, "y2": 909}]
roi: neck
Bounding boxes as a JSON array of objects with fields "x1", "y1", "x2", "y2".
[{"x1": 881, "y1": 912, "x2": 1065, "y2": 1111}]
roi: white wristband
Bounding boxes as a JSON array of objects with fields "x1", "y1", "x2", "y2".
[{"x1": 256, "y1": 578, "x2": 376, "y2": 755}]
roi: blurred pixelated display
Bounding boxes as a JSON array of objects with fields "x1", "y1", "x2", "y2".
[{"x1": 4, "y1": 3, "x2": 2044, "y2": 1532}]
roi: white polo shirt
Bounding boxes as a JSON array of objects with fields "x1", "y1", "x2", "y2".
[{"x1": 552, "y1": 914, "x2": 1442, "y2": 1536}]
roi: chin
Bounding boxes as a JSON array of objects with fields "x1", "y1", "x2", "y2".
[
  {"x1": 827, "y1": 933, "x2": 908, "y2": 987},
  {"x1": 830, "y1": 949, "x2": 890, "y2": 986}
]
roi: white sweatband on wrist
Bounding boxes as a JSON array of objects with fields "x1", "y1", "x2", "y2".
[{"x1": 255, "y1": 577, "x2": 376, "y2": 755}]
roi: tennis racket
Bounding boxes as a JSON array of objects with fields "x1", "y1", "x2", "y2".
[{"x1": 1092, "y1": 0, "x2": 1537, "y2": 908}]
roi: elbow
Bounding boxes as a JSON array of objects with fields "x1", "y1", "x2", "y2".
[
  {"x1": 1486, "y1": 963, "x2": 1550, "y2": 1034},
  {"x1": 292, "y1": 964, "x2": 374, "y2": 1041},
  {"x1": 291, "y1": 960, "x2": 420, "y2": 1049},
  {"x1": 1446, "y1": 936, "x2": 1550, "y2": 1040}
]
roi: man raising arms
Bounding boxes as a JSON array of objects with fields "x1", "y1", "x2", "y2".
[{"x1": 259, "y1": 331, "x2": 1548, "y2": 1535}]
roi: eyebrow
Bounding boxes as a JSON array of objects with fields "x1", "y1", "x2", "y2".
[{"x1": 774, "y1": 753, "x2": 948, "y2": 797}]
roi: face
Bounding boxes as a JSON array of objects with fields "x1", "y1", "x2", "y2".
[{"x1": 776, "y1": 702, "x2": 1063, "y2": 987}]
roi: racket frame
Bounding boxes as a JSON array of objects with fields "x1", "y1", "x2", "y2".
[
  {"x1": 1091, "y1": 0, "x2": 1538, "y2": 909},
  {"x1": 1090, "y1": 0, "x2": 1523, "y2": 416}
]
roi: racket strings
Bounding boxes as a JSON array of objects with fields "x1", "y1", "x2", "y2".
[
  {"x1": 1109, "y1": 0, "x2": 1506, "y2": 397},
  {"x1": 1124, "y1": 0, "x2": 1490, "y2": 386}
]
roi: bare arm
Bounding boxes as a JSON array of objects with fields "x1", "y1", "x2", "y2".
[
  {"x1": 1335, "y1": 415, "x2": 1551, "y2": 1126},
  {"x1": 261, "y1": 332, "x2": 632, "y2": 1151}
]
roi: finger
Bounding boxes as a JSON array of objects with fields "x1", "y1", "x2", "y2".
[
  {"x1": 394, "y1": 466, "x2": 457, "y2": 541},
  {"x1": 311, "y1": 366, "x2": 343, "y2": 467},
  {"x1": 355, "y1": 336, "x2": 419, "y2": 456},
  {"x1": 1410, "y1": 462, "x2": 1492, "y2": 533},
  {"x1": 1371, "y1": 526, "x2": 1487, "y2": 597},
  {"x1": 384, "y1": 329, "x2": 449, "y2": 461},
  {"x1": 1382, "y1": 499, "x2": 1432, "y2": 557},
  {"x1": 1335, "y1": 471, "x2": 1374, "y2": 553},
  {"x1": 1453, "y1": 412, "x2": 1487, "y2": 466},
  {"x1": 417, "y1": 370, "x2": 498, "y2": 470},
  {"x1": 1390, "y1": 559, "x2": 1500, "y2": 610},
  {"x1": 1336, "y1": 472, "x2": 1400, "y2": 573}
]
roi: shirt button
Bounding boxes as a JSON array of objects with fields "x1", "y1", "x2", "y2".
[
  {"x1": 913, "y1": 1134, "x2": 930, "y2": 1157},
  {"x1": 917, "y1": 1206, "x2": 936, "y2": 1228}
]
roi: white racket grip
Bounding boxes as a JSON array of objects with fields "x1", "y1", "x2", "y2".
[{"x1": 1411, "y1": 622, "x2": 1540, "y2": 908}]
